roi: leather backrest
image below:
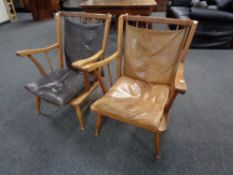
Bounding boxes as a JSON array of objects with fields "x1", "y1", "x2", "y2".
[
  {"x1": 171, "y1": 0, "x2": 192, "y2": 7},
  {"x1": 124, "y1": 24, "x2": 186, "y2": 85},
  {"x1": 64, "y1": 18, "x2": 105, "y2": 67},
  {"x1": 215, "y1": 0, "x2": 233, "y2": 11}
]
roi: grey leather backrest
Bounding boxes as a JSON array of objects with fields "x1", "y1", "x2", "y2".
[{"x1": 64, "y1": 18, "x2": 105, "y2": 67}]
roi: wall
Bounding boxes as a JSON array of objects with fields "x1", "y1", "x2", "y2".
[{"x1": 0, "y1": 1, "x2": 10, "y2": 23}]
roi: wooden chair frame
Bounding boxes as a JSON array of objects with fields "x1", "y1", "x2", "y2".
[
  {"x1": 16, "y1": 11, "x2": 112, "y2": 131},
  {"x1": 77, "y1": 14, "x2": 197, "y2": 158}
]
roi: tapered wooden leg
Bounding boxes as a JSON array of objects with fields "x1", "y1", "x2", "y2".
[
  {"x1": 74, "y1": 105, "x2": 84, "y2": 132},
  {"x1": 154, "y1": 132, "x2": 161, "y2": 159},
  {"x1": 95, "y1": 113, "x2": 103, "y2": 136},
  {"x1": 36, "y1": 96, "x2": 41, "y2": 114}
]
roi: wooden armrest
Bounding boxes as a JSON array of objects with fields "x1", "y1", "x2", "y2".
[
  {"x1": 79, "y1": 52, "x2": 118, "y2": 72},
  {"x1": 175, "y1": 63, "x2": 187, "y2": 94},
  {"x1": 71, "y1": 50, "x2": 104, "y2": 70},
  {"x1": 16, "y1": 43, "x2": 59, "y2": 57}
]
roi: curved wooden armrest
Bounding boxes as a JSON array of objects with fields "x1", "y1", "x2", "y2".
[
  {"x1": 76, "y1": 52, "x2": 118, "y2": 72},
  {"x1": 16, "y1": 43, "x2": 59, "y2": 57},
  {"x1": 71, "y1": 50, "x2": 104, "y2": 70},
  {"x1": 175, "y1": 63, "x2": 187, "y2": 94}
]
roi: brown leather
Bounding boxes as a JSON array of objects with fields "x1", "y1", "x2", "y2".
[
  {"x1": 92, "y1": 24, "x2": 188, "y2": 132},
  {"x1": 124, "y1": 24, "x2": 186, "y2": 85},
  {"x1": 91, "y1": 76, "x2": 170, "y2": 132}
]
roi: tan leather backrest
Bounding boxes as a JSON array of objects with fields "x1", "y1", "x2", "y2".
[{"x1": 124, "y1": 24, "x2": 186, "y2": 85}]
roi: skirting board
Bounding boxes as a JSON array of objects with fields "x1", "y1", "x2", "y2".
[{"x1": 0, "y1": 20, "x2": 10, "y2": 26}]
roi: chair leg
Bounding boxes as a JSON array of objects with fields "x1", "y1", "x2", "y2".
[
  {"x1": 154, "y1": 132, "x2": 161, "y2": 159},
  {"x1": 95, "y1": 113, "x2": 103, "y2": 136},
  {"x1": 36, "y1": 96, "x2": 41, "y2": 114},
  {"x1": 74, "y1": 105, "x2": 85, "y2": 132}
]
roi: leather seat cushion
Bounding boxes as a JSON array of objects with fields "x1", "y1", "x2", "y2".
[
  {"x1": 124, "y1": 24, "x2": 186, "y2": 85},
  {"x1": 91, "y1": 76, "x2": 170, "y2": 132},
  {"x1": 25, "y1": 68, "x2": 94, "y2": 106},
  {"x1": 64, "y1": 19, "x2": 105, "y2": 67},
  {"x1": 168, "y1": 7, "x2": 190, "y2": 19}
]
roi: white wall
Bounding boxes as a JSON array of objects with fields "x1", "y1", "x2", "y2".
[{"x1": 0, "y1": 0, "x2": 9, "y2": 23}]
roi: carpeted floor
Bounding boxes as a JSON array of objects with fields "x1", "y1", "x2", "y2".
[{"x1": 0, "y1": 13, "x2": 233, "y2": 175}]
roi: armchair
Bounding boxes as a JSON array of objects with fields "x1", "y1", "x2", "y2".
[
  {"x1": 79, "y1": 14, "x2": 197, "y2": 158},
  {"x1": 16, "y1": 12, "x2": 112, "y2": 131}
]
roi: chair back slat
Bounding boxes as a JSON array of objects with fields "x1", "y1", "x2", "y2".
[{"x1": 44, "y1": 51, "x2": 54, "y2": 72}]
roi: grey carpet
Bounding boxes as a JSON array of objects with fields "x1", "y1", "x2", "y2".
[{"x1": 0, "y1": 13, "x2": 233, "y2": 175}]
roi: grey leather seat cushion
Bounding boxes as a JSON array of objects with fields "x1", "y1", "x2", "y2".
[{"x1": 25, "y1": 68, "x2": 94, "y2": 106}]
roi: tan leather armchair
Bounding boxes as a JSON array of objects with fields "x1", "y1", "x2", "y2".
[{"x1": 75, "y1": 14, "x2": 197, "y2": 159}]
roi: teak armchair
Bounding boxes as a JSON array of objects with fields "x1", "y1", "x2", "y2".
[
  {"x1": 76, "y1": 14, "x2": 197, "y2": 158},
  {"x1": 16, "y1": 12, "x2": 112, "y2": 131}
]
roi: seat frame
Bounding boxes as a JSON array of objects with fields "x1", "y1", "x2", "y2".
[
  {"x1": 16, "y1": 11, "x2": 112, "y2": 131},
  {"x1": 78, "y1": 14, "x2": 197, "y2": 159}
]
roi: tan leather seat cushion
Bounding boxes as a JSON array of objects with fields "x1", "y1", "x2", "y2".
[{"x1": 91, "y1": 76, "x2": 170, "y2": 132}]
